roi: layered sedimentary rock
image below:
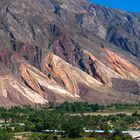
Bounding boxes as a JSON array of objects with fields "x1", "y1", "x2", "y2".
[
  {"x1": 0, "y1": 0, "x2": 140, "y2": 106},
  {"x1": 105, "y1": 49, "x2": 140, "y2": 80},
  {"x1": 19, "y1": 54, "x2": 122, "y2": 104},
  {"x1": 81, "y1": 50, "x2": 122, "y2": 86},
  {"x1": 20, "y1": 63, "x2": 79, "y2": 103},
  {"x1": 42, "y1": 53, "x2": 126, "y2": 104},
  {"x1": 0, "y1": 74, "x2": 47, "y2": 107},
  {"x1": 43, "y1": 52, "x2": 102, "y2": 93}
]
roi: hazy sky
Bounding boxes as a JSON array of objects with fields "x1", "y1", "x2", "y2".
[{"x1": 90, "y1": 0, "x2": 140, "y2": 12}]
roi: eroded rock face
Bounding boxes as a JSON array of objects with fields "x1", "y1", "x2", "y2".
[
  {"x1": 0, "y1": 48, "x2": 13, "y2": 70},
  {"x1": 20, "y1": 63, "x2": 79, "y2": 103},
  {"x1": 78, "y1": 83, "x2": 117, "y2": 104},
  {"x1": 0, "y1": 0, "x2": 140, "y2": 106},
  {"x1": 105, "y1": 49, "x2": 140, "y2": 80},
  {"x1": 42, "y1": 53, "x2": 135, "y2": 104},
  {"x1": 0, "y1": 74, "x2": 47, "y2": 107},
  {"x1": 80, "y1": 50, "x2": 122, "y2": 86},
  {"x1": 51, "y1": 34, "x2": 82, "y2": 66},
  {"x1": 106, "y1": 28, "x2": 140, "y2": 58},
  {"x1": 112, "y1": 78, "x2": 140, "y2": 95},
  {"x1": 81, "y1": 5, "x2": 107, "y2": 39},
  {"x1": 43, "y1": 53, "x2": 102, "y2": 94}
]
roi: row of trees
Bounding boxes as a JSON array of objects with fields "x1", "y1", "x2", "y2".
[
  {"x1": 55, "y1": 102, "x2": 100, "y2": 114},
  {"x1": 54, "y1": 101, "x2": 140, "y2": 113}
]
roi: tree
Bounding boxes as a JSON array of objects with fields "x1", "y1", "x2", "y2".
[
  {"x1": 0, "y1": 130, "x2": 14, "y2": 140},
  {"x1": 62, "y1": 117, "x2": 84, "y2": 138}
]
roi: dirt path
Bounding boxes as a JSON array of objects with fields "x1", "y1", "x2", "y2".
[{"x1": 70, "y1": 111, "x2": 133, "y2": 116}]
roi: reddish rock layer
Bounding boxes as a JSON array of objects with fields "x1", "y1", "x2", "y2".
[
  {"x1": 0, "y1": 74, "x2": 47, "y2": 107},
  {"x1": 43, "y1": 53, "x2": 103, "y2": 94},
  {"x1": 82, "y1": 50, "x2": 122, "y2": 86},
  {"x1": 20, "y1": 62, "x2": 80, "y2": 102},
  {"x1": 105, "y1": 49, "x2": 140, "y2": 80}
]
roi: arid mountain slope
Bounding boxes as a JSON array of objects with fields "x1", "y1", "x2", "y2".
[{"x1": 0, "y1": 0, "x2": 140, "y2": 107}]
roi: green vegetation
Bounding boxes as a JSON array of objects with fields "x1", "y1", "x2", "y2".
[
  {"x1": 55, "y1": 102, "x2": 100, "y2": 114},
  {"x1": 0, "y1": 102, "x2": 139, "y2": 139},
  {"x1": 55, "y1": 101, "x2": 140, "y2": 113},
  {"x1": 0, "y1": 129, "x2": 14, "y2": 140}
]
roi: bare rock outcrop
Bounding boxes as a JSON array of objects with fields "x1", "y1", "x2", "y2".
[
  {"x1": 112, "y1": 78, "x2": 140, "y2": 95},
  {"x1": 105, "y1": 49, "x2": 140, "y2": 80},
  {"x1": 0, "y1": 74, "x2": 47, "y2": 107},
  {"x1": 20, "y1": 63, "x2": 78, "y2": 103},
  {"x1": 0, "y1": 0, "x2": 140, "y2": 106},
  {"x1": 81, "y1": 50, "x2": 122, "y2": 86},
  {"x1": 43, "y1": 52, "x2": 102, "y2": 94}
]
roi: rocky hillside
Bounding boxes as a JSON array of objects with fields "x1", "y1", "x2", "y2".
[{"x1": 0, "y1": 0, "x2": 140, "y2": 107}]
